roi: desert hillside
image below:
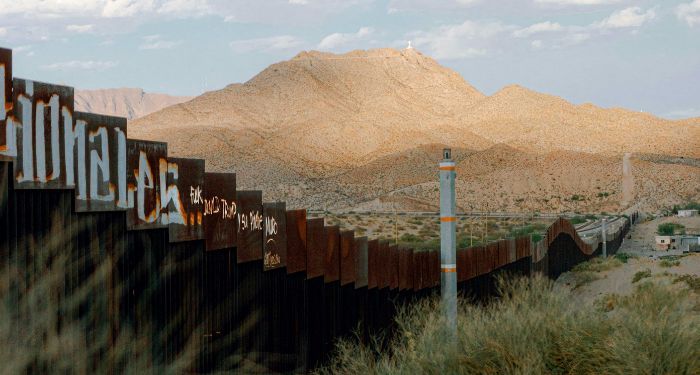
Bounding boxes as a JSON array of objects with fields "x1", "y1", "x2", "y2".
[
  {"x1": 129, "y1": 48, "x2": 700, "y2": 213},
  {"x1": 75, "y1": 88, "x2": 193, "y2": 120}
]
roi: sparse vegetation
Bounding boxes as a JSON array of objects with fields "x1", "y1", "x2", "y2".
[
  {"x1": 320, "y1": 276, "x2": 700, "y2": 374},
  {"x1": 613, "y1": 252, "x2": 637, "y2": 263},
  {"x1": 567, "y1": 257, "x2": 624, "y2": 289},
  {"x1": 672, "y1": 201, "x2": 700, "y2": 214},
  {"x1": 673, "y1": 274, "x2": 700, "y2": 292},
  {"x1": 659, "y1": 259, "x2": 681, "y2": 268},
  {"x1": 632, "y1": 269, "x2": 652, "y2": 283},
  {"x1": 657, "y1": 222, "x2": 685, "y2": 235},
  {"x1": 572, "y1": 257, "x2": 623, "y2": 273}
]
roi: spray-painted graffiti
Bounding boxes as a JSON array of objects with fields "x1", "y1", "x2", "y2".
[
  {"x1": 203, "y1": 173, "x2": 237, "y2": 251},
  {"x1": 263, "y1": 202, "x2": 287, "y2": 270},
  {"x1": 73, "y1": 112, "x2": 127, "y2": 212},
  {"x1": 12, "y1": 79, "x2": 74, "y2": 189},
  {"x1": 126, "y1": 139, "x2": 167, "y2": 230},
  {"x1": 165, "y1": 157, "x2": 205, "y2": 242},
  {"x1": 236, "y1": 190, "x2": 263, "y2": 263},
  {"x1": 0, "y1": 48, "x2": 12, "y2": 161}
]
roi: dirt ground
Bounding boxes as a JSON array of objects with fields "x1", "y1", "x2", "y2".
[{"x1": 557, "y1": 215, "x2": 700, "y2": 306}]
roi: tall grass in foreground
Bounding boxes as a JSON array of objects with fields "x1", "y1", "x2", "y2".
[
  {"x1": 0, "y1": 212, "x2": 199, "y2": 373},
  {"x1": 320, "y1": 275, "x2": 700, "y2": 375}
]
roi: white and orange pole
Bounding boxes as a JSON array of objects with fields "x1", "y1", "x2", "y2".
[{"x1": 440, "y1": 148, "x2": 457, "y2": 330}]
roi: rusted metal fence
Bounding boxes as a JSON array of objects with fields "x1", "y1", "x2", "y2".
[{"x1": 0, "y1": 47, "x2": 632, "y2": 373}]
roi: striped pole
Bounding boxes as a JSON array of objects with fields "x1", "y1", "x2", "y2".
[{"x1": 439, "y1": 148, "x2": 457, "y2": 331}]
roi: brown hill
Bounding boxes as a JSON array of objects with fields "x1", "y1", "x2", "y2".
[
  {"x1": 75, "y1": 88, "x2": 193, "y2": 120},
  {"x1": 129, "y1": 48, "x2": 700, "y2": 213},
  {"x1": 462, "y1": 85, "x2": 700, "y2": 156}
]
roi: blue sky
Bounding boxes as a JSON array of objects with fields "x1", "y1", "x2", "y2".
[{"x1": 1, "y1": 0, "x2": 698, "y2": 119}]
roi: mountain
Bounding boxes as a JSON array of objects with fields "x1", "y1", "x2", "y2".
[
  {"x1": 74, "y1": 88, "x2": 193, "y2": 120},
  {"x1": 129, "y1": 48, "x2": 700, "y2": 213}
]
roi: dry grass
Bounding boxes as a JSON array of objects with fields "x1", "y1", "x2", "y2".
[
  {"x1": 567, "y1": 256, "x2": 625, "y2": 289},
  {"x1": 318, "y1": 275, "x2": 700, "y2": 374},
  {"x1": 0, "y1": 214, "x2": 199, "y2": 373}
]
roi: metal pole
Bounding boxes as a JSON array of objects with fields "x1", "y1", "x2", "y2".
[
  {"x1": 470, "y1": 217, "x2": 473, "y2": 247},
  {"x1": 439, "y1": 148, "x2": 457, "y2": 332},
  {"x1": 602, "y1": 217, "x2": 607, "y2": 257}
]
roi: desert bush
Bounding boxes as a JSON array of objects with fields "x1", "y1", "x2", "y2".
[
  {"x1": 570, "y1": 271, "x2": 601, "y2": 289},
  {"x1": 570, "y1": 216, "x2": 587, "y2": 225},
  {"x1": 572, "y1": 257, "x2": 623, "y2": 273},
  {"x1": 657, "y1": 222, "x2": 685, "y2": 235},
  {"x1": 319, "y1": 275, "x2": 700, "y2": 375},
  {"x1": 659, "y1": 259, "x2": 681, "y2": 268},
  {"x1": 613, "y1": 252, "x2": 637, "y2": 264},
  {"x1": 673, "y1": 274, "x2": 700, "y2": 293},
  {"x1": 632, "y1": 269, "x2": 652, "y2": 283}
]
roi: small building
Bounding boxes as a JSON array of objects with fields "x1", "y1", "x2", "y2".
[
  {"x1": 656, "y1": 235, "x2": 700, "y2": 251},
  {"x1": 655, "y1": 235, "x2": 676, "y2": 251},
  {"x1": 680, "y1": 236, "x2": 700, "y2": 252},
  {"x1": 678, "y1": 209, "x2": 698, "y2": 217}
]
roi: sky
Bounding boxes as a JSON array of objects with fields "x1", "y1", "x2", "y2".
[{"x1": 0, "y1": 0, "x2": 699, "y2": 119}]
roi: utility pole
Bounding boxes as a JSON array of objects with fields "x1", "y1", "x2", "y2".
[
  {"x1": 484, "y1": 202, "x2": 488, "y2": 243},
  {"x1": 439, "y1": 148, "x2": 457, "y2": 332},
  {"x1": 470, "y1": 217, "x2": 473, "y2": 247},
  {"x1": 602, "y1": 217, "x2": 607, "y2": 257}
]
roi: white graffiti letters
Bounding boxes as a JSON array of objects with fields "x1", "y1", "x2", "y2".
[
  {"x1": 264, "y1": 216, "x2": 278, "y2": 237},
  {"x1": 190, "y1": 185, "x2": 203, "y2": 205},
  {"x1": 238, "y1": 210, "x2": 262, "y2": 232},
  {"x1": 136, "y1": 151, "x2": 158, "y2": 223},
  {"x1": 203, "y1": 195, "x2": 237, "y2": 220},
  {"x1": 89, "y1": 127, "x2": 114, "y2": 201},
  {"x1": 159, "y1": 159, "x2": 186, "y2": 225}
]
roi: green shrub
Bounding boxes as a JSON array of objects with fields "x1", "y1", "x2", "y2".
[
  {"x1": 570, "y1": 216, "x2": 586, "y2": 225},
  {"x1": 659, "y1": 259, "x2": 680, "y2": 268},
  {"x1": 613, "y1": 253, "x2": 637, "y2": 264},
  {"x1": 673, "y1": 274, "x2": 700, "y2": 292},
  {"x1": 657, "y1": 222, "x2": 685, "y2": 235},
  {"x1": 632, "y1": 269, "x2": 652, "y2": 283}
]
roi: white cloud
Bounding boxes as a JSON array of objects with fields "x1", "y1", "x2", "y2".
[
  {"x1": 513, "y1": 21, "x2": 562, "y2": 38},
  {"x1": 229, "y1": 35, "x2": 305, "y2": 53},
  {"x1": 388, "y1": 0, "x2": 479, "y2": 13},
  {"x1": 409, "y1": 20, "x2": 510, "y2": 59},
  {"x1": 102, "y1": 0, "x2": 156, "y2": 17},
  {"x1": 534, "y1": 0, "x2": 622, "y2": 5},
  {"x1": 139, "y1": 34, "x2": 182, "y2": 50},
  {"x1": 593, "y1": 6, "x2": 656, "y2": 29},
  {"x1": 677, "y1": 0, "x2": 700, "y2": 27},
  {"x1": 317, "y1": 27, "x2": 374, "y2": 50},
  {"x1": 531, "y1": 40, "x2": 544, "y2": 49},
  {"x1": 41, "y1": 60, "x2": 119, "y2": 71},
  {"x1": 0, "y1": 27, "x2": 6, "y2": 37},
  {"x1": 66, "y1": 24, "x2": 94, "y2": 33},
  {"x1": 0, "y1": 0, "x2": 210, "y2": 18},
  {"x1": 288, "y1": 0, "x2": 309, "y2": 4},
  {"x1": 0, "y1": 0, "x2": 102, "y2": 17},
  {"x1": 158, "y1": 0, "x2": 211, "y2": 17}
]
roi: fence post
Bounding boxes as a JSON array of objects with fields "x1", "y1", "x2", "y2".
[
  {"x1": 439, "y1": 148, "x2": 457, "y2": 333},
  {"x1": 602, "y1": 218, "x2": 607, "y2": 257}
]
